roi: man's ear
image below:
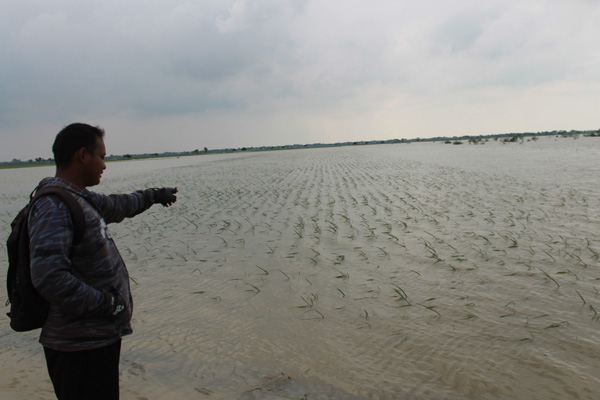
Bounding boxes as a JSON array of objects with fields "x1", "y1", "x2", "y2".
[{"x1": 73, "y1": 147, "x2": 89, "y2": 164}]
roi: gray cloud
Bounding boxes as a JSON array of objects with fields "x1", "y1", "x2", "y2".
[{"x1": 1, "y1": 0, "x2": 599, "y2": 161}]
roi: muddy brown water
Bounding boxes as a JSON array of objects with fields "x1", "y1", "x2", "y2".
[{"x1": 1, "y1": 136, "x2": 599, "y2": 399}]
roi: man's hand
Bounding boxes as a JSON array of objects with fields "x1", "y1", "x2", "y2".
[
  {"x1": 100, "y1": 288, "x2": 128, "y2": 323},
  {"x1": 153, "y1": 187, "x2": 178, "y2": 207}
]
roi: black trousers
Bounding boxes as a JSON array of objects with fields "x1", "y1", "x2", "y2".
[{"x1": 43, "y1": 339, "x2": 121, "y2": 400}]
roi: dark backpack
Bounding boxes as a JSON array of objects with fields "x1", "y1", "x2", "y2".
[{"x1": 5, "y1": 187, "x2": 86, "y2": 332}]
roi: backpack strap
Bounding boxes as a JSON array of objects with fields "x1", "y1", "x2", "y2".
[{"x1": 31, "y1": 187, "x2": 86, "y2": 246}]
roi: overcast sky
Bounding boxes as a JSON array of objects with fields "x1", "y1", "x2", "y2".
[{"x1": 1, "y1": 0, "x2": 599, "y2": 161}]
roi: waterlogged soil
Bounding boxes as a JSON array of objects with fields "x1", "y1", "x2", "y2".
[{"x1": 1, "y1": 137, "x2": 599, "y2": 399}]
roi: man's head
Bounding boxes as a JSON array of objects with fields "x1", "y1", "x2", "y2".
[
  {"x1": 53, "y1": 123, "x2": 105, "y2": 167},
  {"x1": 53, "y1": 123, "x2": 107, "y2": 187}
]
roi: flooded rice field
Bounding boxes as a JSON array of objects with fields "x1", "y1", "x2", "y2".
[{"x1": 1, "y1": 136, "x2": 599, "y2": 399}]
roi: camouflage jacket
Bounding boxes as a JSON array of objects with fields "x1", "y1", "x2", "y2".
[{"x1": 28, "y1": 177, "x2": 156, "y2": 351}]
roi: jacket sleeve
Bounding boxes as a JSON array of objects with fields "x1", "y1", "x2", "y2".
[
  {"x1": 29, "y1": 195, "x2": 107, "y2": 316},
  {"x1": 90, "y1": 189, "x2": 155, "y2": 224}
]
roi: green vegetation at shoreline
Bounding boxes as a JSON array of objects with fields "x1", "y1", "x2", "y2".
[
  {"x1": 2, "y1": 129, "x2": 598, "y2": 169},
  {"x1": 0, "y1": 160, "x2": 55, "y2": 169}
]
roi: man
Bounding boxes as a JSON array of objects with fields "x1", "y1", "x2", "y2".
[{"x1": 28, "y1": 123, "x2": 178, "y2": 399}]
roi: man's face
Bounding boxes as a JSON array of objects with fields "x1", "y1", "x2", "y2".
[{"x1": 83, "y1": 137, "x2": 107, "y2": 187}]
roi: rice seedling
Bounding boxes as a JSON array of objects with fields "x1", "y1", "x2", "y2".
[
  {"x1": 355, "y1": 248, "x2": 368, "y2": 261},
  {"x1": 451, "y1": 254, "x2": 467, "y2": 262},
  {"x1": 391, "y1": 284, "x2": 410, "y2": 306},
  {"x1": 500, "y1": 302, "x2": 516, "y2": 318},
  {"x1": 557, "y1": 269, "x2": 578, "y2": 280},
  {"x1": 586, "y1": 238, "x2": 599, "y2": 260},
  {"x1": 542, "y1": 250, "x2": 556, "y2": 262},
  {"x1": 298, "y1": 294, "x2": 318, "y2": 308},
  {"x1": 519, "y1": 331, "x2": 535, "y2": 342},
  {"x1": 424, "y1": 231, "x2": 442, "y2": 243},
  {"x1": 565, "y1": 252, "x2": 587, "y2": 267},
  {"x1": 376, "y1": 247, "x2": 390, "y2": 260},
  {"x1": 544, "y1": 321, "x2": 569, "y2": 329},
  {"x1": 423, "y1": 241, "x2": 442, "y2": 262},
  {"x1": 345, "y1": 228, "x2": 357, "y2": 241},
  {"x1": 418, "y1": 303, "x2": 441, "y2": 317},
  {"x1": 294, "y1": 216, "x2": 305, "y2": 238},
  {"x1": 500, "y1": 234, "x2": 518, "y2": 248},
  {"x1": 245, "y1": 372, "x2": 294, "y2": 395},
  {"x1": 559, "y1": 234, "x2": 576, "y2": 248},
  {"x1": 539, "y1": 269, "x2": 560, "y2": 288},
  {"x1": 293, "y1": 227, "x2": 304, "y2": 238},
  {"x1": 327, "y1": 196, "x2": 336, "y2": 207},
  {"x1": 331, "y1": 254, "x2": 345, "y2": 265},
  {"x1": 219, "y1": 219, "x2": 231, "y2": 232},
  {"x1": 246, "y1": 283, "x2": 260, "y2": 293},
  {"x1": 337, "y1": 212, "x2": 353, "y2": 227},
  {"x1": 277, "y1": 270, "x2": 290, "y2": 280},
  {"x1": 332, "y1": 267, "x2": 349, "y2": 280},
  {"x1": 255, "y1": 265, "x2": 269, "y2": 275},
  {"x1": 326, "y1": 221, "x2": 339, "y2": 235},
  {"x1": 590, "y1": 305, "x2": 599, "y2": 320},
  {"x1": 311, "y1": 221, "x2": 322, "y2": 238},
  {"x1": 361, "y1": 221, "x2": 377, "y2": 239},
  {"x1": 173, "y1": 251, "x2": 188, "y2": 262},
  {"x1": 304, "y1": 309, "x2": 325, "y2": 319}
]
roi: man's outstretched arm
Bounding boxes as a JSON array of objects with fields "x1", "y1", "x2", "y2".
[{"x1": 91, "y1": 187, "x2": 178, "y2": 224}]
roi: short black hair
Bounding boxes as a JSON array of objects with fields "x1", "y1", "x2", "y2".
[{"x1": 52, "y1": 123, "x2": 105, "y2": 167}]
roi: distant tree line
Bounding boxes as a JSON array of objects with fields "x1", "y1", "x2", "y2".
[{"x1": 2, "y1": 129, "x2": 598, "y2": 167}]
